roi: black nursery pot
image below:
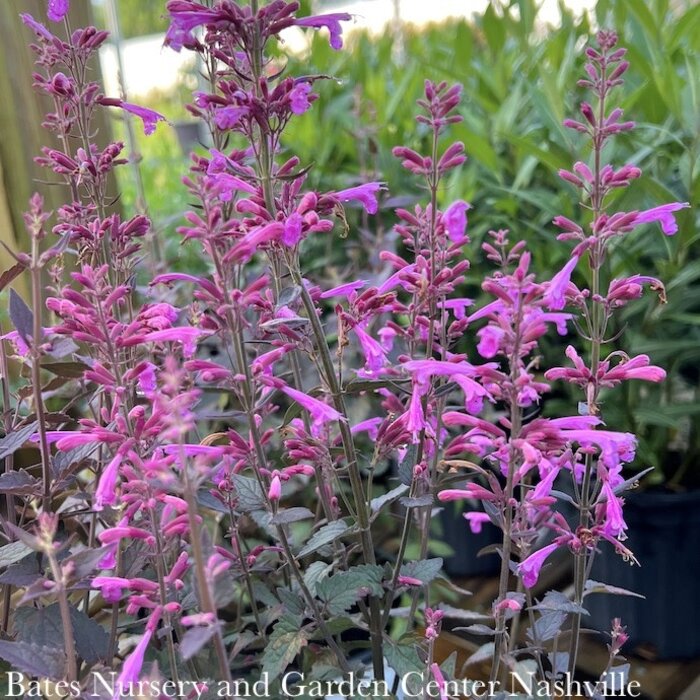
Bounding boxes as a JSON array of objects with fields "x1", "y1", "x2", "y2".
[
  {"x1": 438, "y1": 501, "x2": 501, "y2": 577},
  {"x1": 586, "y1": 488, "x2": 700, "y2": 660}
]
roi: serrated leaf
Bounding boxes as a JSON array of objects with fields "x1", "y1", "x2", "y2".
[
  {"x1": 0, "y1": 469, "x2": 39, "y2": 495},
  {"x1": 231, "y1": 474, "x2": 266, "y2": 512},
  {"x1": 584, "y1": 580, "x2": 645, "y2": 599},
  {"x1": 298, "y1": 520, "x2": 349, "y2": 557},
  {"x1": 0, "y1": 422, "x2": 39, "y2": 461},
  {"x1": 0, "y1": 554, "x2": 41, "y2": 586},
  {"x1": 528, "y1": 611, "x2": 566, "y2": 643},
  {"x1": 262, "y1": 616, "x2": 307, "y2": 680},
  {"x1": 0, "y1": 640, "x2": 66, "y2": 679},
  {"x1": 8, "y1": 290, "x2": 33, "y2": 343},
  {"x1": 0, "y1": 541, "x2": 33, "y2": 568},
  {"x1": 384, "y1": 639, "x2": 423, "y2": 679},
  {"x1": 399, "y1": 494, "x2": 433, "y2": 508},
  {"x1": 370, "y1": 483, "x2": 408, "y2": 513},
  {"x1": 303, "y1": 561, "x2": 331, "y2": 596},
  {"x1": 399, "y1": 558, "x2": 443, "y2": 585},
  {"x1": 532, "y1": 590, "x2": 587, "y2": 616},
  {"x1": 272, "y1": 507, "x2": 314, "y2": 525},
  {"x1": 398, "y1": 444, "x2": 418, "y2": 486},
  {"x1": 15, "y1": 604, "x2": 109, "y2": 665},
  {"x1": 317, "y1": 565, "x2": 384, "y2": 614},
  {"x1": 277, "y1": 588, "x2": 305, "y2": 617}
]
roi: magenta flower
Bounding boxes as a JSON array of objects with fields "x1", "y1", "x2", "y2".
[
  {"x1": 119, "y1": 102, "x2": 167, "y2": 136},
  {"x1": 334, "y1": 183, "x2": 384, "y2": 214},
  {"x1": 20, "y1": 14, "x2": 54, "y2": 40},
  {"x1": 464, "y1": 512, "x2": 490, "y2": 534},
  {"x1": 214, "y1": 106, "x2": 248, "y2": 130},
  {"x1": 545, "y1": 254, "x2": 579, "y2": 310},
  {"x1": 601, "y1": 481, "x2": 626, "y2": 538},
  {"x1": 268, "y1": 474, "x2": 282, "y2": 502},
  {"x1": 289, "y1": 82, "x2": 314, "y2": 115},
  {"x1": 518, "y1": 542, "x2": 559, "y2": 588},
  {"x1": 94, "y1": 453, "x2": 122, "y2": 511},
  {"x1": 47, "y1": 0, "x2": 69, "y2": 22},
  {"x1": 295, "y1": 13, "x2": 352, "y2": 50},
  {"x1": 631, "y1": 202, "x2": 690, "y2": 236},
  {"x1": 320, "y1": 280, "x2": 367, "y2": 299},
  {"x1": 281, "y1": 386, "x2": 343, "y2": 437},
  {"x1": 114, "y1": 625, "x2": 154, "y2": 697},
  {"x1": 282, "y1": 213, "x2": 304, "y2": 246},
  {"x1": 353, "y1": 325, "x2": 387, "y2": 373},
  {"x1": 442, "y1": 200, "x2": 471, "y2": 242}
]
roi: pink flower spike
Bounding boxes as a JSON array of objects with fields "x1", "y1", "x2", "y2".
[
  {"x1": 295, "y1": 13, "x2": 352, "y2": 50},
  {"x1": 119, "y1": 101, "x2": 167, "y2": 136},
  {"x1": 334, "y1": 182, "x2": 384, "y2": 214},
  {"x1": 443, "y1": 200, "x2": 471, "y2": 242},
  {"x1": 47, "y1": 0, "x2": 69, "y2": 22},
  {"x1": 545, "y1": 254, "x2": 579, "y2": 310},
  {"x1": 632, "y1": 202, "x2": 689, "y2": 236},
  {"x1": 518, "y1": 543, "x2": 559, "y2": 588}
]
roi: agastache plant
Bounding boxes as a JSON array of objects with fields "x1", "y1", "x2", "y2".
[{"x1": 0, "y1": 2, "x2": 688, "y2": 698}]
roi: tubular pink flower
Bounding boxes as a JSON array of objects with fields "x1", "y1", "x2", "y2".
[
  {"x1": 119, "y1": 102, "x2": 167, "y2": 136},
  {"x1": 295, "y1": 13, "x2": 352, "y2": 50},
  {"x1": 631, "y1": 202, "x2": 689, "y2": 236},
  {"x1": 282, "y1": 212, "x2": 304, "y2": 246},
  {"x1": 268, "y1": 474, "x2": 282, "y2": 502},
  {"x1": 47, "y1": 0, "x2": 69, "y2": 22},
  {"x1": 439, "y1": 485, "x2": 497, "y2": 502},
  {"x1": 289, "y1": 82, "x2": 313, "y2": 115},
  {"x1": 464, "y1": 512, "x2": 490, "y2": 534},
  {"x1": 430, "y1": 663, "x2": 448, "y2": 700},
  {"x1": 442, "y1": 200, "x2": 471, "y2": 242},
  {"x1": 94, "y1": 453, "x2": 122, "y2": 511},
  {"x1": 518, "y1": 542, "x2": 559, "y2": 588},
  {"x1": 398, "y1": 575, "x2": 423, "y2": 587},
  {"x1": 601, "y1": 481, "x2": 626, "y2": 537},
  {"x1": 352, "y1": 325, "x2": 386, "y2": 372},
  {"x1": 333, "y1": 182, "x2": 383, "y2": 214},
  {"x1": 320, "y1": 280, "x2": 367, "y2": 299},
  {"x1": 281, "y1": 386, "x2": 343, "y2": 437},
  {"x1": 114, "y1": 625, "x2": 154, "y2": 697},
  {"x1": 545, "y1": 255, "x2": 579, "y2": 310},
  {"x1": 141, "y1": 327, "x2": 203, "y2": 357},
  {"x1": 21, "y1": 14, "x2": 54, "y2": 39}
]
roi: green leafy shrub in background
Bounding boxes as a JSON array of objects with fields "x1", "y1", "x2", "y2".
[{"x1": 116, "y1": 0, "x2": 698, "y2": 485}]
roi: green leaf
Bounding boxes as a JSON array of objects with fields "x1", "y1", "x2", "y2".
[
  {"x1": 384, "y1": 638, "x2": 424, "y2": 681},
  {"x1": 399, "y1": 558, "x2": 443, "y2": 585},
  {"x1": 370, "y1": 484, "x2": 408, "y2": 513},
  {"x1": 316, "y1": 565, "x2": 384, "y2": 614},
  {"x1": 262, "y1": 615, "x2": 307, "y2": 680},
  {"x1": 271, "y1": 507, "x2": 315, "y2": 525},
  {"x1": 298, "y1": 520, "x2": 349, "y2": 557}
]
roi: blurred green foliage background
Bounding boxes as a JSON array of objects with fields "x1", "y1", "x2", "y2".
[{"x1": 109, "y1": 0, "x2": 699, "y2": 485}]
